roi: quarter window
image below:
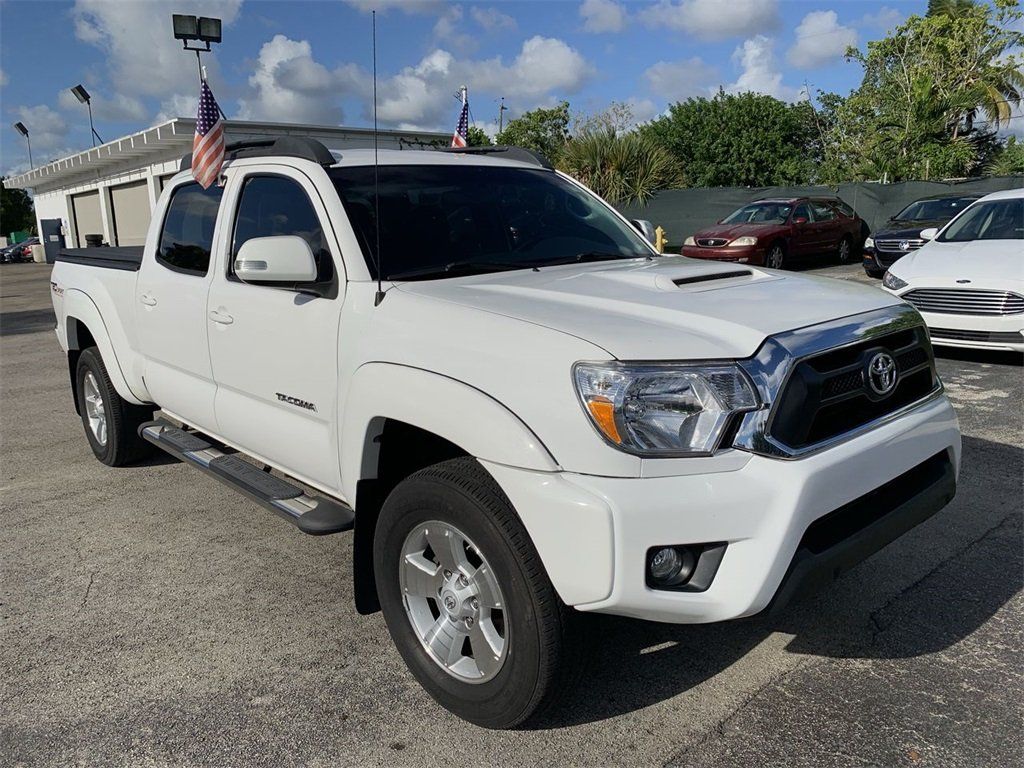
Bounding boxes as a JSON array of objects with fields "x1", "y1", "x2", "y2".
[
  {"x1": 230, "y1": 175, "x2": 334, "y2": 284},
  {"x1": 156, "y1": 182, "x2": 223, "y2": 275}
]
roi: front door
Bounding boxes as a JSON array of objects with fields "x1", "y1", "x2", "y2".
[
  {"x1": 135, "y1": 180, "x2": 224, "y2": 432},
  {"x1": 206, "y1": 167, "x2": 344, "y2": 491},
  {"x1": 40, "y1": 218, "x2": 65, "y2": 263},
  {"x1": 789, "y1": 202, "x2": 815, "y2": 256}
]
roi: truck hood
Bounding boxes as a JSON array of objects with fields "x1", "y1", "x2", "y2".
[
  {"x1": 396, "y1": 256, "x2": 901, "y2": 359},
  {"x1": 890, "y1": 239, "x2": 1024, "y2": 285}
]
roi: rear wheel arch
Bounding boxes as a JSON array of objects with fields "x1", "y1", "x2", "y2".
[{"x1": 66, "y1": 318, "x2": 97, "y2": 414}]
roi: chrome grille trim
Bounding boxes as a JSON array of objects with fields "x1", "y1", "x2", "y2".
[
  {"x1": 696, "y1": 237, "x2": 729, "y2": 247},
  {"x1": 876, "y1": 239, "x2": 924, "y2": 253},
  {"x1": 903, "y1": 288, "x2": 1024, "y2": 316}
]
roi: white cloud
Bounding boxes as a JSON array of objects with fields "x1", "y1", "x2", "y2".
[
  {"x1": 624, "y1": 97, "x2": 659, "y2": 125},
  {"x1": 12, "y1": 105, "x2": 70, "y2": 152},
  {"x1": 471, "y1": 6, "x2": 516, "y2": 32},
  {"x1": 342, "y1": 0, "x2": 444, "y2": 13},
  {"x1": 375, "y1": 37, "x2": 592, "y2": 130},
  {"x1": 727, "y1": 35, "x2": 800, "y2": 101},
  {"x1": 643, "y1": 57, "x2": 720, "y2": 103},
  {"x1": 640, "y1": 0, "x2": 777, "y2": 40},
  {"x1": 57, "y1": 89, "x2": 147, "y2": 122},
  {"x1": 787, "y1": 10, "x2": 857, "y2": 69},
  {"x1": 236, "y1": 35, "x2": 365, "y2": 124},
  {"x1": 861, "y1": 6, "x2": 904, "y2": 31},
  {"x1": 154, "y1": 93, "x2": 200, "y2": 123},
  {"x1": 71, "y1": 0, "x2": 242, "y2": 100},
  {"x1": 433, "y1": 5, "x2": 477, "y2": 52},
  {"x1": 580, "y1": 0, "x2": 626, "y2": 34}
]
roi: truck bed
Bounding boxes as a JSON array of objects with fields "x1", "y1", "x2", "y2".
[{"x1": 56, "y1": 247, "x2": 144, "y2": 271}]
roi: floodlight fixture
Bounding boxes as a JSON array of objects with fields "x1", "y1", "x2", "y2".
[
  {"x1": 172, "y1": 14, "x2": 222, "y2": 51},
  {"x1": 68, "y1": 83, "x2": 103, "y2": 147},
  {"x1": 12, "y1": 122, "x2": 33, "y2": 166}
]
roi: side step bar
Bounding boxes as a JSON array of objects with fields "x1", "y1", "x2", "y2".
[{"x1": 139, "y1": 420, "x2": 355, "y2": 536}]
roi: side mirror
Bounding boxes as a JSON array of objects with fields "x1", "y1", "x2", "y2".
[
  {"x1": 793, "y1": 216, "x2": 809, "y2": 225},
  {"x1": 631, "y1": 219, "x2": 657, "y2": 246},
  {"x1": 919, "y1": 227, "x2": 938, "y2": 241},
  {"x1": 234, "y1": 235, "x2": 318, "y2": 283}
]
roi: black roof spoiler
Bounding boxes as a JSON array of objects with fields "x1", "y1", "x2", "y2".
[
  {"x1": 179, "y1": 136, "x2": 335, "y2": 172},
  {"x1": 441, "y1": 145, "x2": 554, "y2": 170}
]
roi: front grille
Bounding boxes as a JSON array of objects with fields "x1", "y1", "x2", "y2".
[
  {"x1": 697, "y1": 237, "x2": 728, "y2": 247},
  {"x1": 876, "y1": 238, "x2": 924, "y2": 254},
  {"x1": 768, "y1": 326, "x2": 938, "y2": 450},
  {"x1": 903, "y1": 288, "x2": 1024, "y2": 316},
  {"x1": 930, "y1": 327, "x2": 1024, "y2": 344}
]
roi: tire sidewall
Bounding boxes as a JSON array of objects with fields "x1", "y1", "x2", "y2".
[
  {"x1": 76, "y1": 350, "x2": 116, "y2": 464},
  {"x1": 838, "y1": 236, "x2": 852, "y2": 263},
  {"x1": 374, "y1": 472, "x2": 547, "y2": 728},
  {"x1": 767, "y1": 243, "x2": 785, "y2": 269}
]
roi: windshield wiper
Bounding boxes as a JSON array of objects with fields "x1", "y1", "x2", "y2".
[{"x1": 386, "y1": 259, "x2": 535, "y2": 281}]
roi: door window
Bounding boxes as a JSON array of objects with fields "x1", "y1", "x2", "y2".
[
  {"x1": 792, "y1": 203, "x2": 812, "y2": 222},
  {"x1": 156, "y1": 182, "x2": 223, "y2": 275},
  {"x1": 230, "y1": 175, "x2": 334, "y2": 286},
  {"x1": 810, "y1": 201, "x2": 836, "y2": 221}
]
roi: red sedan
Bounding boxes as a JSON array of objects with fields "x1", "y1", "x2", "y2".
[{"x1": 681, "y1": 197, "x2": 866, "y2": 269}]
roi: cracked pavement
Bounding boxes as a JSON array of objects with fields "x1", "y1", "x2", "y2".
[{"x1": 2, "y1": 262, "x2": 1022, "y2": 767}]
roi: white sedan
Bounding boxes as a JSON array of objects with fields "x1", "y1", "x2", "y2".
[{"x1": 882, "y1": 188, "x2": 1024, "y2": 353}]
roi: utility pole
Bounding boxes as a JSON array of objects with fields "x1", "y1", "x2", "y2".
[{"x1": 498, "y1": 97, "x2": 507, "y2": 134}]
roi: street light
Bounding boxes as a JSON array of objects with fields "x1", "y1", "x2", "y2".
[
  {"x1": 12, "y1": 122, "x2": 32, "y2": 167},
  {"x1": 172, "y1": 14, "x2": 222, "y2": 51},
  {"x1": 69, "y1": 84, "x2": 103, "y2": 148}
]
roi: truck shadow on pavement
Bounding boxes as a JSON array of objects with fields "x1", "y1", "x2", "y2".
[{"x1": 528, "y1": 435, "x2": 1022, "y2": 729}]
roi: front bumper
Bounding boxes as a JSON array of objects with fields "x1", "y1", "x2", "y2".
[
  {"x1": 681, "y1": 245, "x2": 765, "y2": 264},
  {"x1": 484, "y1": 392, "x2": 960, "y2": 624}
]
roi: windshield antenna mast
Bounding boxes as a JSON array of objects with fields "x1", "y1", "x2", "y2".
[{"x1": 372, "y1": 10, "x2": 385, "y2": 307}]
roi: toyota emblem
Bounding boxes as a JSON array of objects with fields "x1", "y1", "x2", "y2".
[{"x1": 867, "y1": 352, "x2": 898, "y2": 396}]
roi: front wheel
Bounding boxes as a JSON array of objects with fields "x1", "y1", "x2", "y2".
[
  {"x1": 374, "y1": 457, "x2": 581, "y2": 729},
  {"x1": 765, "y1": 242, "x2": 786, "y2": 269}
]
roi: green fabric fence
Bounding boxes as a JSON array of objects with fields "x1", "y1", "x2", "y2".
[{"x1": 616, "y1": 176, "x2": 1024, "y2": 251}]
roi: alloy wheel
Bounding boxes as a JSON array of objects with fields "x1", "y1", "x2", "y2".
[{"x1": 83, "y1": 371, "x2": 108, "y2": 446}]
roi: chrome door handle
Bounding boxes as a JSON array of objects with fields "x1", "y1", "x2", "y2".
[
  {"x1": 140, "y1": 293, "x2": 157, "y2": 307},
  {"x1": 209, "y1": 309, "x2": 234, "y2": 325}
]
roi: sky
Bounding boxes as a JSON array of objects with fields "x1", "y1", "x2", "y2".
[{"x1": 0, "y1": 0, "x2": 971, "y2": 176}]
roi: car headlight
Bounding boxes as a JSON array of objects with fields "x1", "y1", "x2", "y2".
[
  {"x1": 684, "y1": 236, "x2": 696, "y2": 246},
  {"x1": 864, "y1": 236, "x2": 875, "y2": 249},
  {"x1": 882, "y1": 271, "x2": 908, "y2": 290},
  {"x1": 573, "y1": 362, "x2": 759, "y2": 456},
  {"x1": 729, "y1": 236, "x2": 757, "y2": 247}
]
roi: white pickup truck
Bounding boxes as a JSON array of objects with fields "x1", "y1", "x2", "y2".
[{"x1": 51, "y1": 138, "x2": 960, "y2": 728}]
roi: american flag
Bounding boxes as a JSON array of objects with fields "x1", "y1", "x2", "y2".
[
  {"x1": 192, "y1": 81, "x2": 225, "y2": 189},
  {"x1": 451, "y1": 100, "x2": 468, "y2": 148}
]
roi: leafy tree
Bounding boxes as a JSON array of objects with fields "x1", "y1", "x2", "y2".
[
  {"x1": 495, "y1": 102, "x2": 571, "y2": 163},
  {"x1": 558, "y1": 129, "x2": 684, "y2": 205},
  {"x1": 466, "y1": 125, "x2": 493, "y2": 147},
  {"x1": 985, "y1": 136, "x2": 1024, "y2": 175},
  {"x1": 573, "y1": 101, "x2": 637, "y2": 136},
  {"x1": 1, "y1": 179, "x2": 35, "y2": 235},
  {"x1": 639, "y1": 90, "x2": 819, "y2": 187}
]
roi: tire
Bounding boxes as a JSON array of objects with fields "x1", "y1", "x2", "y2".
[
  {"x1": 864, "y1": 267, "x2": 884, "y2": 279},
  {"x1": 837, "y1": 235, "x2": 853, "y2": 264},
  {"x1": 765, "y1": 241, "x2": 786, "y2": 269},
  {"x1": 75, "y1": 347, "x2": 154, "y2": 466},
  {"x1": 374, "y1": 457, "x2": 581, "y2": 729}
]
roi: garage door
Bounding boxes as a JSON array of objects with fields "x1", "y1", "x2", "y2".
[
  {"x1": 110, "y1": 180, "x2": 151, "y2": 247},
  {"x1": 70, "y1": 190, "x2": 102, "y2": 248}
]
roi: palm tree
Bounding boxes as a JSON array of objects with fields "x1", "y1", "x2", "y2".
[
  {"x1": 927, "y1": 0, "x2": 979, "y2": 18},
  {"x1": 558, "y1": 130, "x2": 684, "y2": 206}
]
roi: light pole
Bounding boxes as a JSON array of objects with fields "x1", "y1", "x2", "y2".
[
  {"x1": 69, "y1": 84, "x2": 103, "y2": 147},
  {"x1": 13, "y1": 122, "x2": 32, "y2": 167},
  {"x1": 172, "y1": 14, "x2": 226, "y2": 118}
]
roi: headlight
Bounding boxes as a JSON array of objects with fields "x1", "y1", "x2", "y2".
[
  {"x1": 684, "y1": 236, "x2": 696, "y2": 246},
  {"x1": 573, "y1": 362, "x2": 759, "y2": 456},
  {"x1": 864, "y1": 236, "x2": 874, "y2": 249},
  {"x1": 882, "y1": 271, "x2": 908, "y2": 290},
  {"x1": 729, "y1": 236, "x2": 757, "y2": 247}
]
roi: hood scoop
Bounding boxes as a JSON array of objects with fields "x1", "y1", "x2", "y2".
[{"x1": 673, "y1": 269, "x2": 753, "y2": 286}]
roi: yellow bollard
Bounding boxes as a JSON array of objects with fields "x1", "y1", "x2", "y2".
[{"x1": 655, "y1": 226, "x2": 667, "y2": 254}]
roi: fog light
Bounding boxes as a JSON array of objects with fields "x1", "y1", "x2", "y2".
[{"x1": 648, "y1": 546, "x2": 696, "y2": 587}]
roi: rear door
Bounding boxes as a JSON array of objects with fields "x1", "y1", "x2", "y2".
[
  {"x1": 810, "y1": 200, "x2": 844, "y2": 254},
  {"x1": 206, "y1": 166, "x2": 344, "y2": 490},
  {"x1": 135, "y1": 180, "x2": 224, "y2": 432},
  {"x1": 789, "y1": 202, "x2": 815, "y2": 256}
]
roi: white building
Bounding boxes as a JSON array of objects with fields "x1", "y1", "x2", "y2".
[{"x1": 3, "y1": 118, "x2": 445, "y2": 260}]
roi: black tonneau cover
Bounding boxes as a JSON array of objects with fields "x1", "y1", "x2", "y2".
[{"x1": 56, "y1": 247, "x2": 144, "y2": 271}]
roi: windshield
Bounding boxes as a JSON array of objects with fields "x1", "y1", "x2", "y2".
[
  {"x1": 937, "y1": 198, "x2": 1023, "y2": 243},
  {"x1": 721, "y1": 202, "x2": 793, "y2": 225},
  {"x1": 329, "y1": 164, "x2": 652, "y2": 280},
  {"x1": 893, "y1": 197, "x2": 976, "y2": 222}
]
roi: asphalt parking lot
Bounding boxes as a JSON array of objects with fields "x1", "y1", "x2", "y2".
[{"x1": 1, "y1": 261, "x2": 1021, "y2": 767}]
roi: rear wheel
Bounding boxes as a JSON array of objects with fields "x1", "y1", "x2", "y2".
[
  {"x1": 75, "y1": 347, "x2": 154, "y2": 466},
  {"x1": 766, "y1": 242, "x2": 786, "y2": 269},
  {"x1": 838, "y1": 235, "x2": 853, "y2": 264},
  {"x1": 374, "y1": 457, "x2": 581, "y2": 729}
]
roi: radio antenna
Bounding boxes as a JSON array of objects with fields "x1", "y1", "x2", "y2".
[{"x1": 372, "y1": 10, "x2": 385, "y2": 307}]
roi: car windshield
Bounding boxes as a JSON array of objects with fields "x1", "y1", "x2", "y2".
[
  {"x1": 893, "y1": 197, "x2": 976, "y2": 222},
  {"x1": 329, "y1": 164, "x2": 652, "y2": 280},
  {"x1": 721, "y1": 202, "x2": 793, "y2": 225},
  {"x1": 937, "y1": 198, "x2": 1023, "y2": 243}
]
